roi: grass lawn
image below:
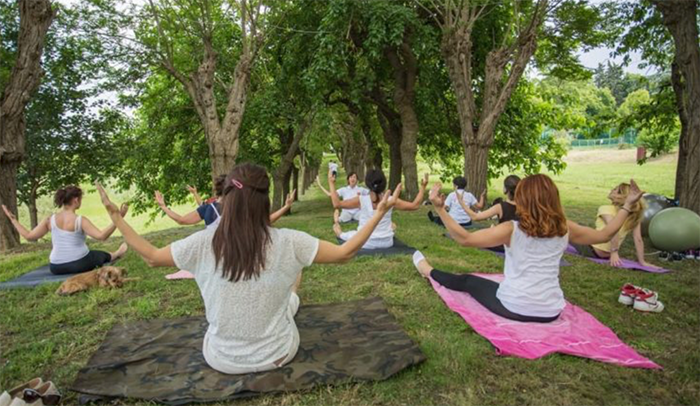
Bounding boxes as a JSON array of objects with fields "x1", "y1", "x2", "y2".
[{"x1": 1, "y1": 150, "x2": 698, "y2": 405}]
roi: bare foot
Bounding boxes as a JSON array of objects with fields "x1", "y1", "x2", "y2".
[
  {"x1": 110, "y1": 242, "x2": 128, "y2": 262},
  {"x1": 333, "y1": 222, "x2": 342, "y2": 237},
  {"x1": 412, "y1": 251, "x2": 433, "y2": 278}
]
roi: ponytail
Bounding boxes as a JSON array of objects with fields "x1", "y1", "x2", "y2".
[{"x1": 364, "y1": 170, "x2": 387, "y2": 204}]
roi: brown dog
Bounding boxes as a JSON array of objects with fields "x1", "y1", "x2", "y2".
[{"x1": 56, "y1": 266, "x2": 138, "y2": 295}]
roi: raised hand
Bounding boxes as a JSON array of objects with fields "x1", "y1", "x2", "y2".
[
  {"x1": 480, "y1": 190, "x2": 487, "y2": 200},
  {"x1": 95, "y1": 182, "x2": 121, "y2": 216},
  {"x1": 327, "y1": 169, "x2": 336, "y2": 185},
  {"x1": 429, "y1": 183, "x2": 446, "y2": 209},
  {"x1": 1, "y1": 205, "x2": 16, "y2": 222},
  {"x1": 377, "y1": 183, "x2": 402, "y2": 213},
  {"x1": 154, "y1": 191, "x2": 166, "y2": 208},
  {"x1": 285, "y1": 189, "x2": 297, "y2": 208},
  {"x1": 421, "y1": 173, "x2": 429, "y2": 188},
  {"x1": 624, "y1": 179, "x2": 644, "y2": 208},
  {"x1": 120, "y1": 203, "x2": 129, "y2": 217},
  {"x1": 186, "y1": 185, "x2": 197, "y2": 194}
]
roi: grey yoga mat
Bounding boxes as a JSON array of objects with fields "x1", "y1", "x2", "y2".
[{"x1": 0, "y1": 265, "x2": 70, "y2": 290}]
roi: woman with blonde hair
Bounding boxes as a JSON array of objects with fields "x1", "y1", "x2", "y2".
[
  {"x1": 575, "y1": 182, "x2": 658, "y2": 270},
  {"x1": 412, "y1": 175, "x2": 645, "y2": 322}
]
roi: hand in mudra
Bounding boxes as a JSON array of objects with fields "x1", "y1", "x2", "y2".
[
  {"x1": 421, "y1": 173, "x2": 429, "y2": 188},
  {"x1": 624, "y1": 179, "x2": 644, "y2": 207},
  {"x1": 285, "y1": 189, "x2": 297, "y2": 207},
  {"x1": 376, "y1": 183, "x2": 402, "y2": 213},
  {"x1": 1, "y1": 205, "x2": 16, "y2": 221},
  {"x1": 95, "y1": 182, "x2": 121, "y2": 216},
  {"x1": 429, "y1": 183, "x2": 446, "y2": 209}
]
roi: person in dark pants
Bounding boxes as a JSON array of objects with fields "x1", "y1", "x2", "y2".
[
  {"x1": 2, "y1": 186, "x2": 128, "y2": 275},
  {"x1": 413, "y1": 175, "x2": 645, "y2": 323}
]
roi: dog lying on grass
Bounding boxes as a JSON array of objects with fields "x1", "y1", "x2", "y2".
[{"x1": 56, "y1": 266, "x2": 138, "y2": 295}]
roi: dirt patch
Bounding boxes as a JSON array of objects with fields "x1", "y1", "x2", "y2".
[{"x1": 564, "y1": 148, "x2": 678, "y2": 164}]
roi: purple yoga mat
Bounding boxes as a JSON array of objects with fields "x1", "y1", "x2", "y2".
[{"x1": 566, "y1": 245, "x2": 671, "y2": 274}]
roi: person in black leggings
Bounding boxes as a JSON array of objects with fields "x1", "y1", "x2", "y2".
[{"x1": 415, "y1": 175, "x2": 647, "y2": 323}]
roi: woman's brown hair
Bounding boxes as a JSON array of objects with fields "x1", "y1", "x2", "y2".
[
  {"x1": 614, "y1": 182, "x2": 645, "y2": 232},
  {"x1": 503, "y1": 175, "x2": 521, "y2": 200},
  {"x1": 213, "y1": 163, "x2": 272, "y2": 282},
  {"x1": 54, "y1": 186, "x2": 83, "y2": 207},
  {"x1": 514, "y1": 174, "x2": 568, "y2": 238}
]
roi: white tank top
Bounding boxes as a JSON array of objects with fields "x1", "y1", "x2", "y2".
[
  {"x1": 207, "y1": 203, "x2": 222, "y2": 229},
  {"x1": 357, "y1": 194, "x2": 394, "y2": 240},
  {"x1": 49, "y1": 215, "x2": 90, "y2": 264},
  {"x1": 496, "y1": 221, "x2": 568, "y2": 318}
]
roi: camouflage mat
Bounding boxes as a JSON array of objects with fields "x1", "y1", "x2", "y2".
[
  {"x1": 0, "y1": 265, "x2": 70, "y2": 289},
  {"x1": 71, "y1": 297, "x2": 425, "y2": 405},
  {"x1": 336, "y1": 237, "x2": 416, "y2": 257}
]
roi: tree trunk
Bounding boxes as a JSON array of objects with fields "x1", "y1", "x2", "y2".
[
  {"x1": 386, "y1": 37, "x2": 419, "y2": 199},
  {"x1": 653, "y1": 0, "x2": 700, "y2": 214},
  {"x1": 376, "y1": 108, "x2": 402, "y2": 190},
  {"x1": 0, "y1": 0, "x2": 55, "y2": 251},
  {"x1": 292, "y1": 164, "x2": 299, "y2": 201},
  {"x1": 671, "y1": 60, "x2": 688, "y2": 201},
  {"x1": 28, "y1": 189, "x2": 38, "y2": 229},
  {"x1": 463, "y1": 141, "x2": 490, "y2": 197},
  {"x1": 271, "y1": 113, "x2": 314, "y2": 210}
]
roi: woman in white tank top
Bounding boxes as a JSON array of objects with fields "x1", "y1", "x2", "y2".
[
  {"x1": 2, "y1": 185, "x2": 129, "y2": 275},
  {"x1": 329, "y1": 169, "x2": 428, "y2": 249},
  {"x1": 412, "y1": 175, "x2": 646, "y2": 323}
]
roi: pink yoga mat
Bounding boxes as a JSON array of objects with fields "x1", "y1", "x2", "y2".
[
  {"x1": 430, "y1": 273, "x2": 661, "y2": 369},
  {"x1": 165, "y1": 270, "x2": 195, "y2": 280},
  {"x1": 566, "y1": 245, "x2": 671, "y2": 273}
]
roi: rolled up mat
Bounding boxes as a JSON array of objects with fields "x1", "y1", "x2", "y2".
[
  {"x1": 430, "y1": 273, "x2": 660, "y2": 369},
  {"x1": 71, "y1": 297, "x2": 425, "y2": 405}
]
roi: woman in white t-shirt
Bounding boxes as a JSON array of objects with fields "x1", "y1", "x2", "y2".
[
  {"x1": 427, "y1": 176, "x2": 483, "y2": 227},
  {"x1": 412, "y1": 174, "x2": 645, "y2": 323},
  {"x1": 330, "y1": 170, "x2": 428, "y2": 249},
  {"x1": 316, "y1": 172, "x2": 369, "y2": 223},
  {"x1": 94, "y1": 163, "x2": 401, "y2": 374}
]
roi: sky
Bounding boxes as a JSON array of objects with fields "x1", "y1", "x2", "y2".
[{"x1": 578, "y1": 47, "x2": 656, "y2": 75}]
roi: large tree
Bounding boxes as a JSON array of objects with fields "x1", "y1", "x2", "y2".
[
  {"x1": 0, "y1": 0, "x2": 55, "y2": 251},
  {"x1": 604, "y1": 0, "x2": 700, "y2": 213},
  {"x1": 650, "y1": 0, "x2": 700, "y2": 214},
  {"x1": 420, "y1": 0, "x2": 600, "y2": 194}
]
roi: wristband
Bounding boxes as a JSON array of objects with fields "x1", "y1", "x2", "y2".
[
  {"x1": 620, "y1": 206, "x2": 631, "y2": 213},
  {"x1": 610, "y1": 247, "x2": 619, "y2": 253}
]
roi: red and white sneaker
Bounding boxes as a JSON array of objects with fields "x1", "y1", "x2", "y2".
[
  {"x1": 618, "y1": 283, "x2": 641, "y2": 306},
  {"x1": 633, "y1": 289, "x2": 665, "y2": 313}
]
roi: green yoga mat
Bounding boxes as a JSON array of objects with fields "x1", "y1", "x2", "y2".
[{"x1": 71, "y1": 297, "x2": 425, "y2": 405}]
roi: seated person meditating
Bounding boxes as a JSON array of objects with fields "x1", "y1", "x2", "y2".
[
  {"x1": 94, "y1": 163, "x2": 401, "y2": 374},
  {"x1": 457, "y1": 175, "x2": 520, "y2": 225},
  {"x1": 316, "y1": 172, "x2": 369, "y2": 223},
  {"x1": 2, "y1": 186, "x2": 128, "y2": 275},
  {"x1": 331, "y1": 170, "x2": 427, "y2": 249},
  {"x1": 456, "y1": 175, "x2": 521, "y2": 252},
  {"x1": 413, "y1": 175, "x2": 645, "y2": 323},
  {"x1": 427, "y1": 176, "x2": 483, "y2": 227},
  {"x1": 573, "y1": 182, "x2": 659, "y2": 270},
  {"x1": 156, "y1": 174, "x2": 295, "y2": 228}
]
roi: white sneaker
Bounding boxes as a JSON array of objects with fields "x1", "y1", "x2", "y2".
[
  {"x1": 618, "y1": 283, "x2": 641, "y2": 306},
  {"x1": 633, "y1": 289, "x2": 665, "y2": 313},
  {"x1": 0, "y1": 392, "x2": 12, "y2": 406}
]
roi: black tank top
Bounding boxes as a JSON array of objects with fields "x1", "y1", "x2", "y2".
[{"x1": 499, "y1": 201, "x2": 519, "y2": 223}]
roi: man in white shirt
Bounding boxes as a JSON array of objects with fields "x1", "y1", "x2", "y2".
[
  {"x1": 428, "y1": 176, "x2": 483, "y2": 227},
  {"x1": 334, "y1": 172, "x2": 369, "y2": 223},
  {"x1": 328, "y1": 161, "x2": 339, "y2": 178}
]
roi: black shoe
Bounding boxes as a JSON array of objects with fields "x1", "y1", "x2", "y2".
[{"x1": 428, "y1": 211, "x2": 435, "y2": 221}]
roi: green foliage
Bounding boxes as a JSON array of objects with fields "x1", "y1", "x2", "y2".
[
  {"x1": 593, "y1": 62, "x2": 649, "y2": 105},
  {"x1": 1, "y1": 1, "x2": 124, "y2": 209}
]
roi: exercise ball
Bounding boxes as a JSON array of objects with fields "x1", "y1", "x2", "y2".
[
  {"x1": 649, "y1": 208, "x2": 700, "y2": 252},
  {"x1": 641, "y1": 194, "x2": 672, "y2": 237}
]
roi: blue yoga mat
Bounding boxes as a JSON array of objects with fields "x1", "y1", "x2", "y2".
[{"x1": 0, "y1": 265, "x2": 70, "y2": 290}]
